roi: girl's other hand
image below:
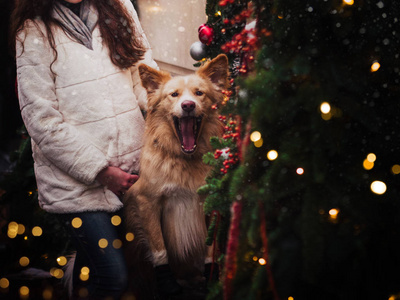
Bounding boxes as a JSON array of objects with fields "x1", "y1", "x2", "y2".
[{"x1": 96, "y1": 166, "x2": 139, "y2": 197}]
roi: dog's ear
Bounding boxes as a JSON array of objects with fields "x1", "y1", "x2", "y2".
[
  {"x1": 139, "y1": 64, "x2": 171, "y2": 94},
  {"x1": 197, "y1": 54, "x2": 230, "y2": 91}
]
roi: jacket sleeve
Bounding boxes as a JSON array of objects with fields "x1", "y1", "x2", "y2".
[
  {"x1": 16, "y1": 21, "x2": 109, "y2": 185},
  {"x1": 122, "y1": 0, "x2": 159, "y2": 111}
]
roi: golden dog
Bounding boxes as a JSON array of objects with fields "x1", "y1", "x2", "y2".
[{"x1": 124, "y1": 54, "x2": 229, "y2": 289}]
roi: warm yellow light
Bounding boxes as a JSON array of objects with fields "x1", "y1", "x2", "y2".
[
  {"x1": 389, "y1": 296, "x2": 395, "y2": 300},
  {"x1": 19, "y1": 286, "x2": 29, "y2": 297},
  {"x1": 126, "y1": 232, "x2": 135, "y2": 242},
  {"x1": 42, "y1": 287, "x2": 53, "y2": 300},
  {"x1": 50, "y1": 268, "x2": 64, "y2": 279},
  {"x1": 320, "y1": 102, "x2": 331, "y2": 114},
  {"x1": 343, "y1": 0, "x2": 354, "y2": 5},
  {"x1": 329, "y1": 208, "x2": 339, "y2": 219},
  {"x1": 17, "y1": 224, "x2": 25, "y2": 235},
  {"x1": 81, "y1": 266, "x2": 90, "y2": 276},
  {"x1": 371, "y1": 181, "x2": 387, "y2": 195},
  {"x1": 258, "y1": 258, "x2": 267, "y2": 265},
  {"x1": 113, "y1": 239, "x2": 123, "y2": 249},
  {"x1": 215, "y1": 11, "x2": 222, "y2": 16},
  {"x1": 254, "y1": 138, "x2": 263, "y2": 148},
  {"x1": 296, "y1": 168, "x2": 304, "y2": 175},
  {"x1": 367, "y1": 153, "x2": 376, "y2": 162},
  {"x1": 80, "y1": 273, "x2": 89, "y2": 281},
  {"x1": 391, "y1": 164, "x2": 400, "y2": 175},
  {"x1": 19, "y1": 256, "x2": 30, "y2": 267},
  {"x1": 321, "y1": 112, "x2": 332, "y2": 120},
  {"x1": 250, "y1": 131, "x2": 262, "y2": 142},
  {"x1": 371, "y1": 61, "x2": 380, "y2": 72},
  {"x1": 363, "y1": 159, "x2": 374, "y2": 170},
  {"x1": 111, "y1": 215, "x2": 122, "y2": 226},
  {"x1": 32, "y1": 226, "x2": 43, "y2": 237},
  {"x1": 267, "y1": 150, "x2": 278, "y2": 161},
  {"x1": 72, "y1": 217, "x2": 82, "y2": 228},
  {"x1": 0, "y1": 278, "x2": 9, "y2": 289},
  {"x1": 7, "y1": 222, "x2": 18, "y2": 239},
  {"x1": 98, "y1": 238, "x2": 108, "y2": 248},
  {"x1": 57, "y1": 256, "x2": 67, "y2": 266},
  {"x1": 288, "y1": 297, "x2": 294, "y2": 300},
  {"x1": 252, "y1": 256, "x2": 258, "y2": 262}
]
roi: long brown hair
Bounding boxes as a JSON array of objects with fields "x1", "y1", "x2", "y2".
[{"x1": 9, "y1": 0, "x2": 146, "y2": 69}]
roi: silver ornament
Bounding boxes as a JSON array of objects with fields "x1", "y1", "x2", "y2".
[{"x1": 190, "y1": 41, "x2": 207, "y2": 61}]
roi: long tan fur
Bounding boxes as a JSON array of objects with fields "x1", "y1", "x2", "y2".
[{"x1": 124, "y1": 54, "x2": 229, "y2": 282}]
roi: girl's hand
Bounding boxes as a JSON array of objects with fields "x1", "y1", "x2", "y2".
[{"x1": 96, "y1": 166, "x2": 139, "y2": 197}]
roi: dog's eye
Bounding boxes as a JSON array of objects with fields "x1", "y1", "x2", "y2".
[
  {"x1": 195, "y1": 91, "x2": 204, "y2": 96},
  {"x1": 171, "y1": 92, "x2": 179, "y2": 97}
]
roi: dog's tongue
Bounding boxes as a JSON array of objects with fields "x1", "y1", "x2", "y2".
[{"x1": 181, "y1": 117, "x2": 195, "y2": 150}]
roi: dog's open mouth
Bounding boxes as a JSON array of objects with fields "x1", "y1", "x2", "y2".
[{"x1": 173, "y1": 116, "x2": 203, "y2": 154}]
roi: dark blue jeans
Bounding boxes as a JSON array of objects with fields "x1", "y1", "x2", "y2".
[{"x1": 60, "y1": 211, "x2": 128, "y2": 299}]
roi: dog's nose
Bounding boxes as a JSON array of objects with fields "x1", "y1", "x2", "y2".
[{"x1": 181, "y1": 100, "x2": 196, "y2": 112}]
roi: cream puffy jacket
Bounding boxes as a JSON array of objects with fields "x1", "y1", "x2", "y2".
[{"x1": 16, "y1": 0, "x2": 157, "y2": 213}]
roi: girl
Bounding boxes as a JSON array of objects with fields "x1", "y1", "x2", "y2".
[{"x1": 10, "y1": 0, "x2": 158, "y2": 298}]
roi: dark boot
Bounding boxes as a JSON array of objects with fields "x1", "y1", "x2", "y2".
[{"x1": 154, "y1": 264, "x2": 182, "y2": 298}]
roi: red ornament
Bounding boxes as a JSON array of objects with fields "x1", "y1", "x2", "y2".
[{"x1": 198, "y1": 24, "x2": 214, "y2": 45}]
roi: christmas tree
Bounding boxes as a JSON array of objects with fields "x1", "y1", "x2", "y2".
[{"x1": 193, "y1": 0, "x2": 400, "y2": 299}]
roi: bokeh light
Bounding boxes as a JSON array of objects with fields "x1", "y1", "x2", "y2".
[
  {"x1": 320, "y1": 102, "x2": 331, "y2": 114},
  {"x1": 391, "y1": 164, "x2": 400, "y2": 175},
  {"x1": 267, "y1": 150, "x2": 278, "y2": 161},
  {"x1": 363, "y1": 159, "x2": 374, "y2": 170},
  {"x1": 258, "y1": 258, "x2": 266, "y2": 265},
  {"x1": 343, "y1": 0, "x2": 354, "y2": 5},
  {"x1": 72, "y1": 217, "x2": 83, "y2": 228},
  {"x1": 57, "y1": 256, "x2": 67, "y2": 266},
  {"x1": 296, "y1": 168, "x2": 304, "y2": 175},
  {"x1": 32, "y1": 226, "x2": 43, "y2": 237},
  {"x1": 111, "y1": 215, "x2": 122, "y2": 226},
  {"x1": 19, "y1": 256, "x2": 30, "y2": 267},
  {"x1": 329, "y1": 208, "x2": 339, "y2": 220},
  {"x1": 370, "y1": 61, "x2": 380, "y2": 72},
  {"x1": 0, "y1": 278, "x2": 9, "y2": 289},
  {"x1": 113, "y1": 239, "x2": 123, "y2": 249},
  {"x1": 98, "y1": 238, "x2": 108, "y2": 248},
  {"x1": 371, "y1": 181, "x2": 386, "y2": 195},
  {"x1": 250, "y1": 131, "x2": 261, "y2": 142},
  {"x1": 366, "y1": 153, "x2": 376, "y2": 162},
  {"x1": 126, "y1": 232, "x2": 135, "y2": 242}
]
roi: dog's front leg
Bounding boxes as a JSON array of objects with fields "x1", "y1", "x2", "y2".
[{"x1": 135, "y1": 193, "x2": 168, "y2": 266}]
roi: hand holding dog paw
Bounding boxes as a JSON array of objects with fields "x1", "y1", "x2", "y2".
[{"x1": 96, "y1": 166, "x2": 139, "y2": 197}]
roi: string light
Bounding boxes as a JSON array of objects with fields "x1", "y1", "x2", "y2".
[
  {"x1": 50, "y1": 268, "x2": 64, "y2": 279},
  {"x1": 19, "y1": 256, "x2": 30, "y2": 267},
  {"x1": 7, "y1": 222, "x2": 18, "y2": 239},
  {"x1": 17, "y1": 224, "x2": 25, "y2": 235},
  {"x1": 267, "y1": 150, "x2": 278, "y2": 160},
  {"x1": 0, "y1": 278, "x2": 9, "y2": 289},
  {"x1": 371, "y1": 181, "x2": 387, "y2": 195},
  {"x1": 370, "y1": 61, "x2": 380, "y2": 72},
  {"x1": 363, "y1": 159, "x2": 374, "y2": 170},
  {"x1": 366, "y1": 153, "x2": 376, "y2": 162},
  {"x1": 296, "y1": 168, "x2": 304, "y2": 175},
  {"x1": 42, "y1": 287, "x2": 53, "y2": 300},
  {"x1": 111, "y1": 215, "x2": 122, "y2": 226},
  {"x1": 57, "y1": 256, "x2": 67, "y2": 266},
  {"x1": 258, "y1": 258, "x2": 266, "y2": 265},
  {"x1": 71, "y1": 217, "x2": 82, "y2": 228},
  {"x1": 126, "y1": 232, "x2": 135, "y2": 242},
  {"x1": 32, "y1": 226, "x2": 43, "y2": 237},
  {"x1": 80, "y1": 267, "x2": 90, "y2": 281},
  {"x1": 98, "y1": 238, "x2": 108, "y2": 248},
  {"x1": 329, "y1": 208, "x2": 339, "y2": 220},
  {"x1": 254, "y1": 138, "x2": 263, "y2": 148},
  {"x1": 113, "y1": 239, "x2": 123, "y2": 249},
  {"x1": 19, "y1": 286, "x2": 29, "y2": 299},
  {"x1": 391, "y1": 164, "x2": 400, "y2": 175},
  {"x1": 250, "y1": 131, "x2": 261, "y2": 142},
  {"x1": 343, "y1": 0, "x2": 354, "y2": 5},
  {"x1": 320, "y1": 102, "x2": 331, "y2": 114}
]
